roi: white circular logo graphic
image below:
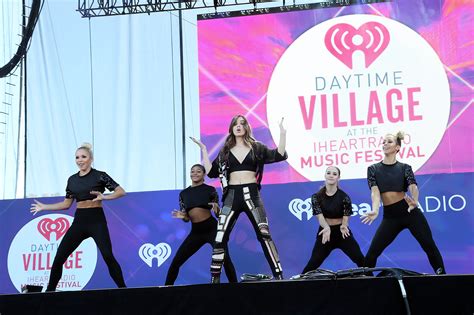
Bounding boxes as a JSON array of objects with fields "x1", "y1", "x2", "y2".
[
  {"x1": 267, "y1": 14, "x2": 450, "y2": 181},
  {"x1": 7, "y1": 214, "x2": 98, "y2": 292}
]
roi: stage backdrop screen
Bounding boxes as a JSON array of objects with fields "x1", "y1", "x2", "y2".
[{"x1": 198, "y1": 0, "x2": 473, "y2": 185}]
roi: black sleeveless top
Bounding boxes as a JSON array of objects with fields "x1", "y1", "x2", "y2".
[
  {"x1": 367, "y1": 161, "x2": 417, "y2": 193},
  {"x1": 179, "y1": 183, "x2": 219, "y2": 213},
  {"x1": 311, "y1": 189, "x2": 353, "y2": 218},
  {"x1": 228, "y1": 150, "x2": 257, "y2": 173},
  {"x1": 65, "y1": 168, "x2": 119, "y2": 201}
]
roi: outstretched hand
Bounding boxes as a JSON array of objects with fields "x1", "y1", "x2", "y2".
[
  {"x1": 189, "y1": 137, "x2": 207, "y2": 151},
  {"x1": 30, "y1": 199, "x2": 45, "y2": 216},
  {"x1": 340, "y1": 225, "x2": 350, "y2": 239},
  {"x1": 361, "y1": 211, "x2": 379, "y2": 225},
  {"x1": 171, "y1": 209, "x2": 187, "y2": 219},
  {"x1": 278, "y1": 117, "x2": 286, "y2": 134},
  {"x1": 318, "y1": 226, "x2": 331, "y2": 244}
]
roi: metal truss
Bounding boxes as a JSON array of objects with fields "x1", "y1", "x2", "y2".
[
  {"x1": 77, "y1": 0, "x2": 389, "y2": 18},
  {"x1": 77, "y1": 0, "x2": 281, "y2": 17}
]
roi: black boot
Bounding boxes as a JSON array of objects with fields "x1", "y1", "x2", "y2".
[
  {"x1": 436, "y1": 267, "x2": 446, "y2": 275},
  {"x1": 211, "y1": 275, "x2": 221, "y2": 284}
]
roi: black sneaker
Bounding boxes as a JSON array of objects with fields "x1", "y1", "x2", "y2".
[{"x1": 274, "y1": 274, "x2": 284, "y2": 280}]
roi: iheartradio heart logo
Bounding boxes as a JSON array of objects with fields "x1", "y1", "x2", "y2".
[
  {"x1": 325, "y1": 22, "x2": 390, "y2": 69},
  {"x1": 37, "y1": 217, "x2": 70, "y2": 241},
  {"x1": 139, "y1": 242, "x2": 172, "y2": 267},
  {"x1": 288, "y1": 198, "x2": 313, "y2": 221}
]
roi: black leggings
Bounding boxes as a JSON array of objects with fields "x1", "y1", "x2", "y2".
[
  {"x1": 165, "y1": 216, "x2": 237, "y2": 285},
  {"x1": 211, "y1": 184, "x2": 282, "y2": 278},
  {"x1": 46, "y1": 207, "x2": 126, "y2": 291},
  {"x1": 365, "y1": 199, "x2": 445, "y2": 274},
  {"x1": 302, "y1": 224, "x2": 364, "y2": 273}
]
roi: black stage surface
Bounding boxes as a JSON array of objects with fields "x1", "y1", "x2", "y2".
[{"x1": 1, "y1": 275, "x2": 473, "y2": 315}]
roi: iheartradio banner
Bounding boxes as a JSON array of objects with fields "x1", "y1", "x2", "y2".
[
  {"x1": 0, "y1": 173, "x2": 473, "y2": 293},
  {"x1": 7, "y1": 215, "x2": 97, "y2": 291},
  {"x1": 198, "y1": 0, "x2": 473, "y2": 184}
]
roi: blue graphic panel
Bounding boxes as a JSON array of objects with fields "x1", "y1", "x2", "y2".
[{"x1": 0, "y1": 173, "x2": 472, "y2": 293}]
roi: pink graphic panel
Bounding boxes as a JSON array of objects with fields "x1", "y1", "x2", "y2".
[{"x1": 198, "y1": 1, "x2": 474, "y2": 184}]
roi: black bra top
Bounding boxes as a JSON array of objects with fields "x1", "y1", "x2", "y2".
[{"x1": 228, "y1": 150, "x2": 257, "y2": 173}]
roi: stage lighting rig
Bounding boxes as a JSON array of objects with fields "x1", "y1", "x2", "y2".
[
  {"x1": 78, "y1": 0, "x2": 278, "y2": 17},
  {"x1": 77, "y1": 0, "x2": 388, "y2": 18}
]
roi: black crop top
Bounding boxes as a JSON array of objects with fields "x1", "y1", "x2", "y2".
[
  {"x1": 367, "y1": 161, "x2": 417, "y2": 193},
  {"x1": 65, "y1": 168, "x2": 119, "y2": 201},
  {"x1": 311, "y1": 189, "x2": 353, "y2": 218},
  {"x1": 228, "y1": 150, "x2": 258, "y2": 173},
  {"x1": 209, "y1": 142, "x2": 288, "y2": 202},
  {"x1": 179, "y1": 183, "x2": 219, "y2": 213}
]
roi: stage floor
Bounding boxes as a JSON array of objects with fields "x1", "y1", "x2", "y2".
[{"x1": 1, "y1": 274, "x2": 473, "y2": 315}]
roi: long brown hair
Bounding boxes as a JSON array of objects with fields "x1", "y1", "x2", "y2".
[{"x1": 220, "y1": 115, "x2": 256, "y2": 158}]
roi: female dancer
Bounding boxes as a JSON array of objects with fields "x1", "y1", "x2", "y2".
[
  {"x1": 361, "y1": 132, "x2": 445, "y2": 274},
  {"x1": 302, "y1": 166, "x2": 364, "y2": 273},
  {"x1": 191, "y1": 114, "x2": 287, "y2": 283},
  {"x1": 165, "y1": 164, "x2": 237, "y2": 285},
  {"x1": 30, "y1": 143, "x2": 127, "y2": 291}
]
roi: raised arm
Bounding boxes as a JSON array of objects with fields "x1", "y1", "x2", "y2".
[
  {"x1": 277, "y1": 117, "x2": 286, "y2": 156},
  {"x1": 30, "y1": 198, "x2": 74, "y2": 215},
  {"x1": 189, "y1": 137, "x2": 212, "y2": 175}
]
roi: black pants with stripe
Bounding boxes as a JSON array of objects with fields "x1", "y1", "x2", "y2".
[{"x1": 211, "y1": 184, "x2": 282, "y2": 279}]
